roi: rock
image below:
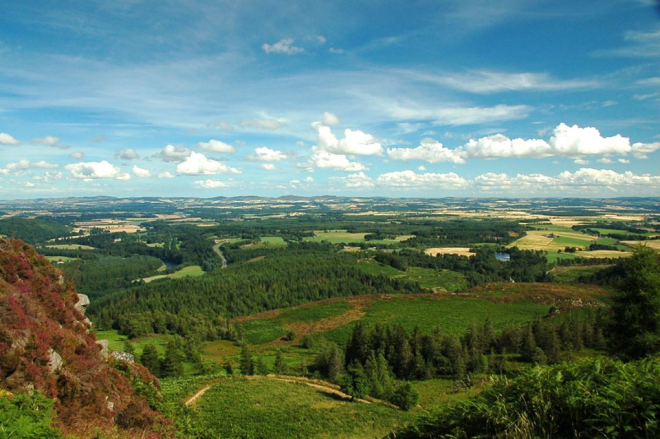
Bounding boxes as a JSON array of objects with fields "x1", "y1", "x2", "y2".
[
  {"x1": 110, "y1": 351, "x2": 135, "y2": 363},
  {"x1": 48, "y1": 348, "x2": 63, "y2": 373},
  {"x1": 97, "y1": 339, "x2": 109, "y2": 359},
  {"x1": 75, "y1": 294, "x2": 90, "y2": 314}
]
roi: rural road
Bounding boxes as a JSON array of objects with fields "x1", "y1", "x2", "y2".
[
  {"x1": 212, "y1": 243, "x2": 228, "y2": 268},
  {"x1": 184, "y1": 375, "x2": 397, "y2": 409}
]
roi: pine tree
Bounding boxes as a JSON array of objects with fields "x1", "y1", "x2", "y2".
[
  {"x1": 160, "y1": 341, "x2": 184, "y2": 377},
  {"x1": 273, "y1": 350, "x2": 287, "y2": 375},
  {"x1": 240, "y1": 344, "x2": 255, "y2": 376},
  {"x1": 608, "y1": 246, "x2": 660, "y2": 359},
  {"x1": 140, "y1": 344, "x2": 161, "y2": 376}
]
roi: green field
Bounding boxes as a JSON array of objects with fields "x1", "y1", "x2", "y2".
[
  {"x1": 550, "y1": 265, "x2": 612, "y2": 283},
  {"x1": 357, "y1": 260, "x2": 468, "y2": 291},
  {"x1": 236, "y1": 301, "x2": 354, "y2": 344},
  {"x1": 319, "y1": 296, "x2": 552, "y2": 346},
  {"x1": 185, "y1": 378, "x2": 410, "y2": 438},
  {"x1": 94, "y1": 329, "x2": 170, "y2": 356},
  {"x1": 143, "y1": 265, "x2": 204, "y2": 283},
  {"x1": 45, "y1": 255, "x2": 78, "y2": 263},
  {"x1": 45, "y1": 244, "x2": 96, "y2": 250},
  {"x1": 241, "y1": 236, "x2": 288, "y2": 249}
]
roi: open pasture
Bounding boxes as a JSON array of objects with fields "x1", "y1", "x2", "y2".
[
  {"x1": 187, "y1": 378, "x2": 409, "y2": 439},
  {"x1": 304, "y1": 230, "x2": 411, "y2": 245},
  {"x1": 45, "y1": 243, "x2": 96, "y2": 250},
  {"x1": 357, "y1": 259, "x2": 468, "y2": 292},
  {"x1": 621, "y1": 240, "x2": 660, "y2": 250},
  {"x1": 143, "y1": 264, "x2": 204, "y2": 283}
]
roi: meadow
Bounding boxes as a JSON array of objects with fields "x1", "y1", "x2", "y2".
[{"x1": 142, "y1": 264, "x2": 204, "y2": 283}]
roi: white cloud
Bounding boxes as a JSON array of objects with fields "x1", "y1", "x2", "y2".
[
  {"x1": 132, "y1": 165, "x2": 151, "y2": 177},
  {"x1": 262, "y1": 38, "x2": 304, "y2": 55},
  {"x1": 196, "y1": 139, "x2": 236, "y2": 153},
  {"x1": 598, "y1": 158, "x2": 614, "y2": 164},
  {"x1": 377, "y1": 170, "x2": 469, "y2": 189},
  {"x1": 549, "y1": 123, "x2": 631, "y2": 156},
  {"x1": 329, "y1": 47, "x2": 345, "y2": 54},
  {"x1": 116, "y1": 148, "x2": 140, "y2": 160},
  {"x1": 309, "y1": 150, "x2": 366, "y2": 172},
  {"x1": 239, "y1": 119, "x2": 283, "y2": 130},
  {"x1": 193, "y1": 179, "x2": 228, "y2": 188},
  {"x1": 158, "y1": 171, "x2": 175, "y2": 179},
  {"x1": 246, "y1": 147, "x2": 287, "y2": 162},
  {"x1": 408, "y1": 70, "x2": 599, "y2": 94},
  {"x1": 313, "y1": 122, "x2": 383, "y2": 156},
  {"x1": 70, "y1": 151, "x2": 84, "y2": 160},
  {"x1": 631, "y1": 142, "x2": 660, "y2": 159},
  {"x1": 4, "y1": 160, "x2": 59, "y2": 173},
  {"x1": 418, "y1": 165, "x2": 427, "y2": 171},
  {"x1": 156, "y1": 144, "x2": 191, "y2": 162},
  {"x1": 322, "y1": 112, "x2": 340, "y2": 126},
  {"x1": 31, "y1": 136, "x2": 59, "y2": 146},
  {"x1": 0, "y1": 133, "x2": 20, "y2": 145},
  {"x1": 637, "y1": 77, "x2": 660, "y2": 86},
  {"x1": 289, "y1": 176, "x2": 314, "y2": 187},
  {"x1": 574, "y1": 158, "x2": 590, "y2": 165},
  {"x1": 176, "y1": 151, "x2": 241, "y2": 175},
  {"x1": 388, "y1": 138, "x2": 467, "y2": 164},
  {"x1": 261, "y1": 164, "x2": 276, "y2": 171},
  {"x1": 619, "y1": 158, "x2": 630, "y2": 164},
  {"x1": 331, "y1": 172, "x2": 375, "y2": 188},
  {"x1": 65, "y1": 161, "x2": 124, "y2": 180},
  {"x1": 461, "y1": 134, "x2": 551, "y2": 159},
  {"x1": 116, "y1": 173, "x2": 131, "y2": 181},
  {"x1": 206, "y1": 121, "x2": 235, "y2": 131}
]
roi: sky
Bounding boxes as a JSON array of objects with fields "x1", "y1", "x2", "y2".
[{"x1": 1, "y1": 0, "x2": 660, "y2": 199}]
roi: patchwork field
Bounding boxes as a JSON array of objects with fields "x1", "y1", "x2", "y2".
[{"x1": 143, "y1": 264, "x2": 204, "y2": 283}]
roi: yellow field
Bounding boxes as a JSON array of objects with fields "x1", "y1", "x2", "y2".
[
  {"x1": 508, "y1": 230, "x2": 597, "y2": 251},
  {"x1": 424, "y1": 247, "x2": 475, "y2": 257},
  {"x1": 574, "y1": 250, "x2": 631, "y2": 259},
  {"x1": 621, "y1": 240, "x2": 660, "y2": 250}
]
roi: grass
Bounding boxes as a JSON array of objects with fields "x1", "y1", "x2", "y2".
[
  {"x1": 550, "y1": 265, "x2": 612, "y2": 283},
  {"x1": 319, "y1": 295, "x2": 551, "y2": 346},
  {"x1": 236, "y1": 301, "x2": 354, "y2": 344},
  {"x1": 357, "y1": 260, "x2": 468, "y2": 292},
  {"x1": 241, "y1": 236, "x2": 288, "y2": 249},
  {"x1": 94, "y1": 329, "x2": 170, "y2": 356},
  {"x1": 142, "y1": 265, "x2": 204, "y2": 283},
  {"x1": 45, "y1": 255, "x2": 78, "y2": 263},
  {"x1": 189, "y1": 378, "x2": 409, "y2": 439}
]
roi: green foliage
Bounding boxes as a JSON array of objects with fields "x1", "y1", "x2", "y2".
[
  {"x1": 140, "y1": 344, "x2": 161, "y2": 376},
  {"x1": 391, "y1": 356, "x2": 660, "y2": 438},
  {"x1": 341, "y1": 363, "x2": 370, "y2": 400},
  {"x1": 240, "y1": 344, "x2": 255, "y2": 376},
  {"x1": 0, "y1": 218, "x2": 70, "y2": 245},
  {"x1": 609, "y1": 246, "x2": 660, "y2": 360},
  {"x1": 0, "y1": 391, "x2": 63, "y2": 438},
  {"x1": 392, "y1": 382, "x2": 420, "y2": 411}
]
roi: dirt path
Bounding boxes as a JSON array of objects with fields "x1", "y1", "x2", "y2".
[{"x1": 184, "y1": 375, "x2": 398, "y2": 409}]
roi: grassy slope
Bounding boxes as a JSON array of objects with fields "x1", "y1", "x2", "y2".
[{"x1": 142, "y1": 264, "x2": 204, "y2": 283}]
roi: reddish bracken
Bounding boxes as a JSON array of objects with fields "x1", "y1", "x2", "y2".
[{"x1": 0, "y1": 239, "x2": 174, "y2": 438}]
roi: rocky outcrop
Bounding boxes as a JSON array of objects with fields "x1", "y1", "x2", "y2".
[
  {"x1": 47, "y1": 348, "x2": 63, "y2": 373},
  {"x1": 111, "y1": 351, "x2": 135, "y2": 363}
]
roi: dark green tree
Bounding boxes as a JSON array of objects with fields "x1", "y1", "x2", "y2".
[
  {"x1": 392, "y1": 382, "x2": 420, "y2": 411},
  {"x1": 240, "y1": 344, "x2": 255, "y2": 376},
  {"x1": 160, "y1": 341, "x2": 184, "y2": 377},
  {"x1": 140, "y1": 344, "x2": 161, "y2": 376},
  {"x1": 273, "y1": 350, "x2": 287, "y2": 375},
  {"x1": 608, "y1": 246, "x2": 660, "y2": 360},
  {"x1": 341, "y1": 363, "x2": 369, "y2": 401}
]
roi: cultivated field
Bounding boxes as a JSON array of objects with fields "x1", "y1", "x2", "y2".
[
  {"x1": 424, "y1": 247, "x2": 475, "y2": 257},
  {"x1": 143, "y1": 265, "x2": 204, "y2": 283}
]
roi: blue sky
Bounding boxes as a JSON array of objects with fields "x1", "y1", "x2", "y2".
[{"x1": 1, "y1": 0, "x2": 659, "y2": 199}]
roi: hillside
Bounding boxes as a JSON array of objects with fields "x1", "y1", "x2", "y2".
[{"x1": 0, "y1": 239, "x2": 172, "y2": 438}]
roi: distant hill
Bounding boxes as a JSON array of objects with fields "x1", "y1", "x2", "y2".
[
  {"x1": 0, "y1": 239, "x2": 172, "y2": 438},
  {"x1": 0, "y1": 218, "x2": 70, "y2": 245}
]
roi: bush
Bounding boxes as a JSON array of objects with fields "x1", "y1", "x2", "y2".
[
  {"x1": 391, "y1": 382, "x2": 420, "y2": 411},
  {"x1": 390, "y1": 356, "x2": 660, "y2": 438},
  {"x1": 0, "y1": 391, "x2": 63, "y2": 438}
]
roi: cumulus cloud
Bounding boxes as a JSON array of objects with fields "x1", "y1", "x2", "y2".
[
  {"x1": 289, "y1": 176, "x2": 314, "y2": 187},
  {"x1": 158, "y1": 171, "x2": 174, "y2": 179},
  {"x1": 70, "y1": 151, "x2": 84, "y2": 160},
  {"x1": 322, "y1": 112, "x2": 340, "y2": 126},
  {"x1": 331, "y1": 172, "x2": 375, "y2": 188},
  {"x1": 461, "y1": 134, "x2": 551, "y2": 159},
  {"x1": 0, "y1": 133, "x2": 20, "y2": 145},
  {"x1": 261, "y1": 164, "x2": 276, "y2": 171},
  {"x1": 548, "y1": 123, "x2": 631, "y2": 156},
  {"x1": 193, "y1": 179, "x2": 228, "y2": 188},
  {"x1": 388, "y1": 138, "x2": 467, "y2": 164},
  {"x1": 240, "y1": 119, "x2": 283, "y2": 130},
  {"x1": 4, "y1": 160, "x2": 59, "y2": 171},
  {"x1": 116, "y1": 148, "x2": 140, "y2": 160},
  {"x1": 309, "y1": 150, "x2": 366, "y2": 171},
  {"x1": 246, "y1": 147, "x2": 287, "y2": 162},
  {"x1": 65, "y1": 161, "x2": 124, "y2": 180},
  {"x1": 262, "y1": 38, "x2": 304, "y2": 55},
  {"x1": 196, "y1": 139, "x2": 236, "y2": 153},
  {"x1": 176, "y1": 151, "x2": 240, "y2": 175},
  {"x1": 132, "y1": 165, "x2": 151, "y2": 177},
  {"x1": 156, "y1": 145, "x2": 191, "y2": 162},
  {"x1": 631, "y1": 142, "x2": 660, "y2": 159},
  {"x1": 116, "y1": 173, "x2": 131, "y2": 181},
  {"x1": 376, "y1": 170, "x2": 469, "y2": 188},
  {"x1": 313, "y1": 122, "x2": 383, "y2": 156}
]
